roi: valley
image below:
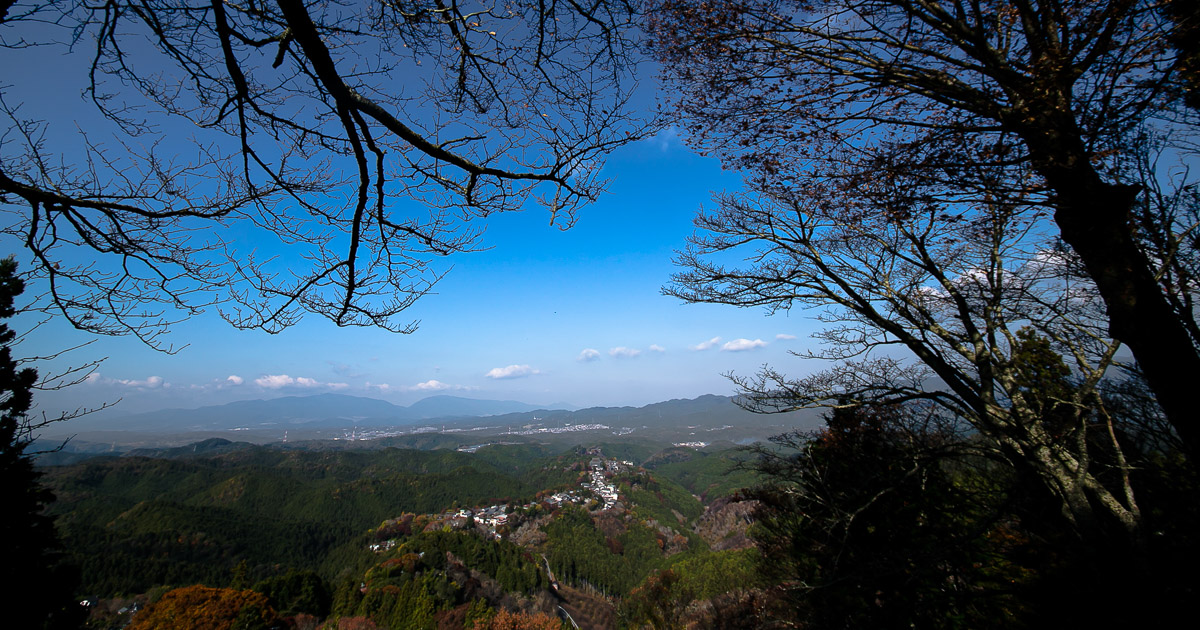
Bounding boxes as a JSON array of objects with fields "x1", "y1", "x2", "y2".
[{"x1": 38, "y1": 400, "x2": 784, "y2": 629}]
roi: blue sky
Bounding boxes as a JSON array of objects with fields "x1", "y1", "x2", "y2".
[
  {"x1": 15, "y1": 129, "x2": 824, "y2": 419},
  {"x1": 1, "y1": 13, "x2": 830, "y2": 422}
]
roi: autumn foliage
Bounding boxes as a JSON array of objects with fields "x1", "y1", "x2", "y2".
[
  {"x1": 471, "y1": 608, "x2": 564, "y2": 630},
  {"x1": 127, "y1": 585, "x2": 278, "y2": 630}
]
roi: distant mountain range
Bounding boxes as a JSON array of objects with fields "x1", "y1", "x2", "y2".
[
  {"x1": 62, "y1": 393, "x2": 575, "y2": 433},
  {"x1": 480, "y1": 394, "x2": 784, "y2": 428},
  {"x1": 39, "y1": 393, "x2": 824, "y2": 454}
]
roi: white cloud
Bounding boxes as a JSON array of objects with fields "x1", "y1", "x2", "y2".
[
  {"x1": 256, "y1": 374, "x2": 296, "y2": 389},
  {"x1": 255, "y1": 374, "x2": 347, "y2": 390},
  {"x1": 913, "y1": 285, "x2": 948, "y2": 304},
  {"x1": 691, "y1": 337, "x2": 722, "y2": 351},
  {"x1": 81, "y1": 373, "x2": 168, "y2": 389},
  {"x1": 775, "y1": 334, "x2": 797, "y2": 340},
  {"x1": 405, "y1": 379, "x2": 476, "y2": 392},
  {"x1": 114, "y1": 375, "x2": 166, "y2": 388},
  {"x1": 366, "y1": 382, "x2": 392, "y2": 392},
  {"x1": 609, "y1": 346, "x2": 641, "y2": 359},
  {"x1": 485, "y1": 364, "x2": 540, "y2": 380},
  {"x1": 648, "y1": 344, "x2": 666, "y2": 353},
  {"x1": 255, "y1": 374, "x2": 353, "y2": 390},
  {"x1": 83, "y1": 373, "x2": 168, "y2": 388},
  {"x1": 577, "y1": 348, "x2": 601, "y2": 362},
  {"x1": 722, "y1": 338, "x2": 768, "y2": 352},
  {"x1": 226, "y1": 375, "x2": 244, "y2": 385}
]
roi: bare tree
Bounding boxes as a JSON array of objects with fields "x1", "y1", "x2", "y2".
[
  {"x1": 648, "y1": 0, "x2": 1200, "y2": 456},
  {"x1": 0, "y1": 0, "x2": 654, "y2": 349},
  {"x1": 666, "y1": 148, "x2": 1142, "y2": 542}
]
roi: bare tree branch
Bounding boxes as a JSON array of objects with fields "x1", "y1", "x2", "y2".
[{"x1": 0, "y1": 0, "x2": 657, "y2": 345}]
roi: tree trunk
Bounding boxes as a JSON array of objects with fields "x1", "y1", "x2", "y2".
[
  {"x1": 1049, "y1": 170, "x2": 1200, "y2": 459},
  {"x1": 1008, "y1": 106, "x2": 1200, "y2": 459}
]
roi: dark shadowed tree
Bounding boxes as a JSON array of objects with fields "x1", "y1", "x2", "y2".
[
  {"x1": 252, "y1": 569, "x2": 332, "y2": 618},
  {"x1": 747, "y1": 403, "x2": 1034, "y2": 629},
  {"x1": 0, "y1": 257, "x2": 84, "y2": 629},
  {"x1": 648, "y1": 0, "x2": 1200, "y2": 457},
  {"x1": 0, "y1": 1, "x2": 654, "y2": 349},
  {"x1": 747, "y1": 395, "x2": 1196, "y2": 627},
  {"x1": 653, "y1": 101, "x2": 1200, "y2": 615},
  {"x1": 1164, "y1": 0, "x2": 1200, "y2": 109}
]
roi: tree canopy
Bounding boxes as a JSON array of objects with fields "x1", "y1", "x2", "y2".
[
  {"x1": 662, "y1": 131, "x2": 1142, "y2": 543},
  {"x1": 0, "y1": 0, "x2": 652, "y2": 348},
  {"x1": 648, "y1": 0, "x2": 1200, "y2": 455},
  {"x1": 649, "y1": 1, "x2": 1200, "y2": 622},
  {"x1": 126, "y1": 585, "x2": 279, "y2": 630}
]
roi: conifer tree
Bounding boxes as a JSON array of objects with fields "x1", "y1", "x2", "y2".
[{"x1": 0, "y1": 257, "x2": 82, "y2": 629}]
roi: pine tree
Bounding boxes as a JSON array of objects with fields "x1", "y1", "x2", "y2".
[{"x1": 0, "y1": 257, "x2": 83, "y2": 628}]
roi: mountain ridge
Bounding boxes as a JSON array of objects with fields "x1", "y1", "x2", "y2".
[
  {"x1": 35, "y1": 393, "x2": 823, "y2": 454},
  {"x1": 56, "y1": 392, "x2": 577, "y2": 434}
]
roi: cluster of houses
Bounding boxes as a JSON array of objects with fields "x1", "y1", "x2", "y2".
[
  {"x1": 545, "y1": 455, "x2": 630, "y2": 512},
  {"x1": 407, "y1": 504, "x2": 514, "y2": 541},
  {"x1": 544, "y1": 489, "x2": 587, "y2": 507},
  {"x1": 581, "y1": 457, "x2": 624, "y2": 510},
  {"x1": 454, "y1": 504, "x2": 510, "y2": 529},
  {"x1": 368, "y1": 539, "x2": 398, "y2": 553},
  {"x1": 368, "y1": 453, "x2": 635, "y2": 552}
]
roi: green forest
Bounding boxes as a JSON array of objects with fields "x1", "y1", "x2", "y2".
[
  {"x1": 34, "y1": 439, "x2": 764, "y2": 629},
  {"x1": 21, "y1": 424, "x2": 1197, "y2": 629}
]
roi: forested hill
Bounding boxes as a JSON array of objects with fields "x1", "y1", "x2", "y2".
[{"x1": 44, "y1": 439, "x2": 763, "y2": 628}]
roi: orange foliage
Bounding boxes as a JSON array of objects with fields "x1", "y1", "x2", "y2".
[
  {"x1": 474, "y1": 608, "x2": 563, "y2": 630},
  {"x1": 127, "y1": 585, "x2": 278, "y2": 630},
  {"x1": 397, "y1": 552, "x2": 422, "y2": 573},
  {"x1": 379, "y1": 557, "x2": 405, "y2": 571}
]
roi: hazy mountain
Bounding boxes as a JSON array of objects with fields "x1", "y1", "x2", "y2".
[
  {"x1": 404, "y1": 395, "x2": 572, "y2": 418},
  {"x1": 485, "y1": 394, "x2": 793, "y2": 428},
  {"x1": 66, "y1": 393, "x2": 577, "y2": 434},
  {"x1": 38, "y1": 393, "x2": 820, "y2": 452},
  {"x1": 65, "y1": 393, "x2": 407, "y2": 433}
]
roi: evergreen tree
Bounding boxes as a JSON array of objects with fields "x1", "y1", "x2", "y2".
[
  {"x1": 252, "y1": 569, "x2": 332, "y2": 617},
  {"x1": 0, "y1": 257, "x2": 82, "y2": 628}
]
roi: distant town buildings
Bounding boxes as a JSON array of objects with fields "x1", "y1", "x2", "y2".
[{"x1": 368, "y1": 453, "x2": 630, "y2": 551}]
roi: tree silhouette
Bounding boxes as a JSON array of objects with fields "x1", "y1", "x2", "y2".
[
  {"x1": 649, "y1": 0, "x2": 1200, "y2": 457},
  {"x1": 747, "y1": 404, "x2": 1031, "y2": 629},
  {"x1": 663, "y1": 146, "x2": 1143, "y2": 543},
  {"x1": 1, "y1": 1, "x2": 653, "y2": 348},
  {"x1": 0, "y1": 257, "x2": 84, "y2": 629}
]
